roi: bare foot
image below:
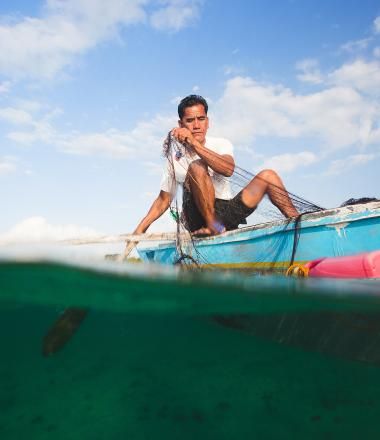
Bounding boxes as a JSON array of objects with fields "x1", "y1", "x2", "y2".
[
  {"x1": 192, "y1": 224, "x2": 226, "y2": 237},
  {"x1": 192, "y1": 227, "x2": 213, "y2": 237}
]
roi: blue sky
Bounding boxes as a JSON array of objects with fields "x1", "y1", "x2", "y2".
[{"x1": 0, "y1": 0, "x2": 379, "y2": 243}]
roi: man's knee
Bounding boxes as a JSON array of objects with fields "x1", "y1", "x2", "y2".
[
  {"x1": 257, "y1": 168, "x2": 279, "y2": 182},
  {"x1": 187, "y1": 159, "x2": 209, "y2": 179}
]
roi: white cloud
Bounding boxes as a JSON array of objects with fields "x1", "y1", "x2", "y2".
[
  {"x1": 212, "y1": 75, "x2": 376, "y2": 150},
  {"x1": 0, "y1": 0, "x2": 202, "y2": 79},
  {"x1": 374, "y1": 47, "x2": 380, "y2": 58},
  {"x1": 2, "y1": 43, "x2": 379, "y2": 165},
  {"x1": 296, "y1": 58, "x2": 323, "y2": 84},
  {"x1": 223, "y1": 64, "x2": 245, "y2": 76},
  {"x1": 0, "y1": 214, "x2": 175, "y2": 245},
  {"x1": 0, "y1": 103, "x2": 174, "y2": 158},
  {"x1": 2, "y1": 61, "x2": 379, "y2": 164},
  {"x1": 0, "y1": 102, "x2": 61, "y2": 145},
  {"x1": 0, "y1": 0, "x2": 147, "y2": 78},
  {"x1": 45, "y1": 0, "x2": 147, "y2": 24},
  {"x1": 366, "y1": 126, "x2": 380, "y2": 146},
  {"x1": 328, "y1": 59, "x2": 380, "y2": 94},
  {"x1": 257, "y1": 152, "x2": 318, "y2": 174},
  {"x1": 341, "y1": 37, "x2": 372, "y2": 53},
  {"x1": 150, "y1": 0, "x2": 202, "y2": 32},
  {"x1": 0, "y1": 104, "x2": 57, "y2": 145},
  {"x1": 326, "y1": 153, "x2": 377, "y2": 176},
  {"x1": 0, "y1": 81, "x2": 12, "y2": 93},
  {"x1": 58, "y1": 131, "x2": 137, "y2": 157},
  {"x1": 0, "y1": 107, "x2": 34, "y2": 125},
  {"x1": 170, "y1": 95, "x2": 182, "y2": 105},
  {"x1": 57, "y1": 114, "x2": 174, "y2": 158},
  {"x1": 0, "y1": 216, "x2": 100, "y2": 244},
  {"x1": 0, "y1": 157, "x2": 16, "y2": 175},
  {"x1": 374, "y1": 16, "x2": 380, "y2": 34},
  {"x1": 39, "y1": 58, "x2": 378, "y2": 160},
  {"x1": 13, "y1": 99, "x2": 46, "y2": 113},
  {"x1": 299, "y1": 57, "x2": 379, "y2": 95}
]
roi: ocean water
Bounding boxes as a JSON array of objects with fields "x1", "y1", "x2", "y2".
[{"x1": 1, "y1": 258, "x2": 380, "y2": 439}]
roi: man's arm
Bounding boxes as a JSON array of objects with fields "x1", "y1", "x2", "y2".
[
  {"x1": 133, "y1": 190, "x2": 171, "y2": 234},
  {"x1": 172, "y1": 128, "x2": 235, "y2": 177},
  {"x1": 192, "y1": 143, "x2": 235, "y2": 177},
  {"x1": 123, "y1": 190, "x2": 171, "y2": 260}
]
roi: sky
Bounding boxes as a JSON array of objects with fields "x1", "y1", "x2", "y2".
[{"x1": 0, "y1": 0, "x2": 379, "y2": 244}]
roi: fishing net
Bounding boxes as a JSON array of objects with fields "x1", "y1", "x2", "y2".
[
  {"x1": 340, "y1": 197, "x2": 380, "y2": 207},
  {"x1": 162, "y1": 133, "x2": 325, "y2": 270}
]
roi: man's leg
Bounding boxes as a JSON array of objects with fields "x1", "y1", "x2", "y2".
[
  {"x1": 241, "y1": 169, "x2": 299, "y2": 218},
  {"x1": 185, "y1": 160, "x2": 223, "y2": 235}
]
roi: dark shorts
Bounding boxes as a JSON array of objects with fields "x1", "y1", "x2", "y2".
[{"x1": 182, "y1": 188, "x2": 256, "y2": 232}]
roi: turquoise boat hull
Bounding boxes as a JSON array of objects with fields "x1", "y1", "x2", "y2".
[{"x1": 137, "y1": 202, "x2": 380, "y2": 270}]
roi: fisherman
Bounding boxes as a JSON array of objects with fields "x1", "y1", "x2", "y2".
[{"x1": 132, "y1": 94, "x2": 298, "y2": 238}]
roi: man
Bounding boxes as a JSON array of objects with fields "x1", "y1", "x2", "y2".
[{"x1": 132, "y1": 94, "x2": 298, "y2": 238}]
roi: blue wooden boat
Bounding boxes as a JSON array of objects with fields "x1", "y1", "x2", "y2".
[{"x1": 137, "y1": 201, "x2": 380, "y2": 271}]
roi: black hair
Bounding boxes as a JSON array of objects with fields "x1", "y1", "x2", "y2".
[{"x1": 178, "y1": 95, "x2": 208, "y2": 119}]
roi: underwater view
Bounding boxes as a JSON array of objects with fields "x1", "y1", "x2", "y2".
[{"x1": 1, "y1": 257, "x2": 380, "y2": 439}]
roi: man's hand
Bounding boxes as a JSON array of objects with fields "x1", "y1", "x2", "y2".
[
  {"x1": 171, "y1": 127, "x2": 196, "y2": 147},
  {"x1": 123, "y1": 239, "x2": 139, "y2": 261}
]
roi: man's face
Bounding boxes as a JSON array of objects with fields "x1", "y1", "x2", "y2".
[{"x1": 179, "y1": 104, "x2": 209, "y2": 144}]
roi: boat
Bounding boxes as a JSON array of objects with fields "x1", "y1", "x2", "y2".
[{"x1": 136, "y1": 201, "x2": 380, "y2": 272}]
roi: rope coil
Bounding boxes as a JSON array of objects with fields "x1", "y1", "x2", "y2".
[{"x1": 285, "y1": 263, "x2": 309, "y2": 277}]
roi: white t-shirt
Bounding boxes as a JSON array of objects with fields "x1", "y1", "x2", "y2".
[{"x1": 160, "y1": 136, "x2": 234, "y2": 200}]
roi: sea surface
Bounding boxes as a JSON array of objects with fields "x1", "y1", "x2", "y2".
[{"x1": 1, "y1": 253, "x2": 380, "y2": 439}]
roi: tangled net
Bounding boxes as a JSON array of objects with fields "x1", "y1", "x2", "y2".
[{"x1": 162, "y1": 133, "x2": 325, "y2": 269}]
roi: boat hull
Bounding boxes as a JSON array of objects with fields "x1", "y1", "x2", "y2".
[{"x1": 137, "y1": 202, "x2": 380, "y2": 271}]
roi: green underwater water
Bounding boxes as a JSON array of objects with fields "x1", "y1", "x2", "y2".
[{"x1": 1, "y1": 260, "x2": 380, "y2": 439}]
